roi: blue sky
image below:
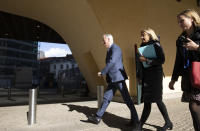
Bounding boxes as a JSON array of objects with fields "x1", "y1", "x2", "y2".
[{"x1": 38, "y1": 42, "x2": 72, "y2": 57}]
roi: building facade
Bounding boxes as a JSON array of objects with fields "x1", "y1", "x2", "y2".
[
  {"x1": 49, "y1": 55, "x2": 78, "y2": 79},
  {"x1": 0, "y1": 38, "x2": 38, "y2": 88},
  {"x1": 39, "y1": 55, "x2": 82, "y2": 89}
]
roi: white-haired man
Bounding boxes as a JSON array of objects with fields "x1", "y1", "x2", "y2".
[{"x1": 88, "y1": 34, "x2": 139, "y2": 127}]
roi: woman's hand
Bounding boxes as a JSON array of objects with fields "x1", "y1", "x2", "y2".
[
  {"x1": 139, "y1": 56, "x2": 147, "y2": 62},
  {"x1": 136, "y1": 77, "x2": 142, "y2": 84},
  {"x1": 169, "y1": 80, "x2": 175, "y2": 90},
  {"x1": 183, "y1": 38, "x2": 199, "y2": 50}
]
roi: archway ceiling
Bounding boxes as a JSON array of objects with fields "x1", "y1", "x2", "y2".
[{"x1": 0, "y1": 11, "x2": 65, "y2": 44}]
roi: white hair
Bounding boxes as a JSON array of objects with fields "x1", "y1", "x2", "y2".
[{"x1": 103, "y1": 34, "x2": 114, "y2": 43}]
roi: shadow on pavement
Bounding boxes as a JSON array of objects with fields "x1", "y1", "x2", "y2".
[
  {"x1": 144, "y1": 123, "x2": 162, "y2": 131},
  {"x1": 63, "y1": 104, "x2": 134, "y2": 131}
]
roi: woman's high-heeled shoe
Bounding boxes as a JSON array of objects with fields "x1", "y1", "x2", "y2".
[{"x1": 161, "y1": 122, "x2": 173, "y2": 131}]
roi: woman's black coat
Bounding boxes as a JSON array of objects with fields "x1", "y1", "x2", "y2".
[
  {"x1": 139, "y1": 40, "x2": 165, "y2": 103},
  {"x1": 172, "y1": 27, "x2": 200, "y2": 92}
]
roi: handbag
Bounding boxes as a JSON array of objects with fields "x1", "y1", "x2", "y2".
[{"x1": 190, "y1": 61, "x2": 200, "y2": 89}]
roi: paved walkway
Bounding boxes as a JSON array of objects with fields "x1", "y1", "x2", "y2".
[{"x1": 0, "y1": 92, "x2": 194, "y2": 131}]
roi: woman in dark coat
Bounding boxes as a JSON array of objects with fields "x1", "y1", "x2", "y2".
[
  {"x1": 169, "y1": 9, "x2": 200, "y2": 131},
  {"x1": 134, "y1": 28, "x2": 172, "y2": 131}
]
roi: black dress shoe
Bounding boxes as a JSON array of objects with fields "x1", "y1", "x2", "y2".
[
  {"x1": 161, "y1": 122, "x2": 173, "y2": 131},
  {"x1": 88, "y1": 114, "x2": 101, "y2": 124}
]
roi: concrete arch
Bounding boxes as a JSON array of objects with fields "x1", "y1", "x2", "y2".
[
  {"x1": 0, "y1": 0, "x2": 199, "y2": 98},
  {"x1": 0, "y1": 0, "x2": 106, "y2": 97}
]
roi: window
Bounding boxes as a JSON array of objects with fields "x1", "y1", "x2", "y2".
[
  {"x1": 66, "y1": 64, "x2": 69, "y2": 69},
  {"x1": 54, "y1": 65, "x2": 56, "y2": 70},
  {"x1": 60, "y1": 64, "x2": 63, "y2": 69}
]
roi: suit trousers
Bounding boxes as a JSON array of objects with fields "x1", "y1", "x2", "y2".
[{"x1": 96, "y1": 81, "x2": 138, "y2": 122}]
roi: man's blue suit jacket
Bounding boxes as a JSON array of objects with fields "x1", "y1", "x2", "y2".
[{"x1": 101, "y1": 43, "x2": 128, "y2": 83}]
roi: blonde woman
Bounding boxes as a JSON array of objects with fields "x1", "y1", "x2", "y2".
[
  {"x1": 133, "y1": 28, "x2": 172, "y2": 131},
  {"x1": 169, "y1": 9, "x2": 200, "y2": 131}
]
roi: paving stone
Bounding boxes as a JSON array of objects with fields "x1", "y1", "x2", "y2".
[{"x1": 0, "y1": 91, "x2": 194, "y2": 131}]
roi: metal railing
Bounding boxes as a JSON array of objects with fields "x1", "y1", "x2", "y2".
[{"x1": 7, "y1": 85, "x2": 11, "y2": 100}]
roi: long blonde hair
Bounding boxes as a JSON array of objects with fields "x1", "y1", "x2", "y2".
[
  {"x1": 177, "y1": 9, "x2": 200, "y2": 27},
  {"x1": 141, "y1": 27, "x2": 159, "y2": 41}
]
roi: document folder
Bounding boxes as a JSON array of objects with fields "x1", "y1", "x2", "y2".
[{"x1": 138, "y1": 44, "x2": 157, "y2": 68}]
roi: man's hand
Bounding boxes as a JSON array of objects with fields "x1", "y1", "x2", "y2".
[
  {"x1": 183, "y1": 38, "x2": 199, "y2": 50},
  {"x1": 169, "y1": 80, "x2": 175, "y2": 90},
  {"x1": 98, "y1": 72, "x2": 102, "y2": 77}
]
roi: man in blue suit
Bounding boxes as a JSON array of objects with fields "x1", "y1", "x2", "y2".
[{"x1": 88, "y1": 34, "x2": 139, "y2": 126}]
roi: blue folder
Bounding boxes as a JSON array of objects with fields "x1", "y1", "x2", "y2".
[{"x1": 138, "y1": 44, "x2": 157, "y2": 68}]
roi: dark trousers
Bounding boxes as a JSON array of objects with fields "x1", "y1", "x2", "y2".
[
  {"x1": 140, "y1": 100, "x2": 171, "y2": 126},
  {"x1": 96, "y1": 81, "x2": 139, "y2": 122}
]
